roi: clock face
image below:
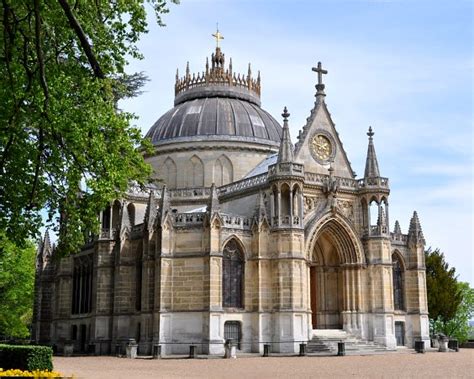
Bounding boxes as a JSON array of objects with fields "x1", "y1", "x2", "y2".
[{"x1": 311, "y1": 134, "x2": 332, "y2": 161}]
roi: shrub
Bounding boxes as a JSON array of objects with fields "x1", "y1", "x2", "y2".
[{"x1": 0, "y1": 344, "x2": 53, "y2": 371}]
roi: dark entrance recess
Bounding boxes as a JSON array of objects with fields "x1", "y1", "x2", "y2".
[
  {"x1": 395, "y1": 321, "x2": 405, "y2": 346},
  {"x1": 80, "y1": 324, "x2": 87, "y2": 352},
  {"x1": 224, "y1": 321, "x2": 242, "y2": 350}
]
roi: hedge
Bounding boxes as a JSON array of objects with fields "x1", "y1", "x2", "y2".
[{"x1": 0, "y1": 344, "x2": 53, "y2": 371}]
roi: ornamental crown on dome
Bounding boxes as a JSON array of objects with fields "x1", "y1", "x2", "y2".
[{"x1": 174, "y1": 31, "x2": 261, "y2": 99}]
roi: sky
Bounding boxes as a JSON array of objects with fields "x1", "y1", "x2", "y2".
[{"x1": 120, "y1": 0, "x2": 473, "y2": 286}]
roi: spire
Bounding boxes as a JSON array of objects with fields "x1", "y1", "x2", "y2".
[
  {"x1": 145, "y1": 191, "x2": 158, "y2": 231},
  {"x1": 364, "y1": 126, "x2": 381, "y2": 178},
  {"x1": 408, "y1": 211, "x2": 425, "y2": 245},
  {"x1": 377, "y1": 206, "x2": 387, "y2": 227},
  {"x1": 277, "y1": 106, "x2": 294, "y2": 163},
  {"x1": 160, "y1": 186, "x2": 170, "y2": 224},
  {"x1": 255, "y1": 190, "x2": 267, "y2": 221},
  {"x1": 207, "y1": 183, "x2": 220, "y2": 214},
  {"x1": 394, "y1": 220, "x2": 402, "y2": 234}
]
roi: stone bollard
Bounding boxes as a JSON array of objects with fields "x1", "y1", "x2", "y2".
[
  {"x1": 448, "y1": 339, "x2": 459, "y2": 352},
  {"x1": 415, "y1": 340, "x2": 425, "y2": 353},
  {"x1": 152, "y1": 343, "x2": 162, "y2": 359},
  {"x1": 263, "y1": 344, "x2": 270, "y2": 357},
  {"x1": 337, "y1": 342, "x2": 345, "y2": 356},
  {"x1": 189, "y1": 345, "x2": 197, "y2": 358},
  {"x1": 63, "y1": 342, "x2": 74, "y2": 357},
  {"x1": 125, "y1": 339, "x2": 138, "y2": 359},
  {"x1": 224, "y1": 339, "x2": 237, "y2": 359},
  {"x1": 299, "y1": 343, "x2": 307, "y2": 356},
  {"x1": 438, "y1": 336, "x2": 449, "y2": 352}
]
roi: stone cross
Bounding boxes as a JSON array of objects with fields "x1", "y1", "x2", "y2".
[{"x1": 312, "y1": 61, "x2": 328, "y2": 86}]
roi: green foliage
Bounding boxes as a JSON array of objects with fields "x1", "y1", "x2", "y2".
[
  {"x1": 0, "y1": 232, "x2": 36, "y2": 338},
  {"x1": 0, "y1": 344, "x2": 53, "y2": 371},
  {"x1": 0, "y1": 0, "x2": 178, "y2": 255},
  {"x1": 425, "y1": 248, "x2": 462, "y2": 323},
  {"x1": 431, "y1": 282, "x2": 474, "y2": 343}
]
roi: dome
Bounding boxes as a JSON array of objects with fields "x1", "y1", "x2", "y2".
[
  {"x1": 146, "y1": 97, "x2": 282, "y2": 145},
  {"x1": 145, "y1": 45, "x2": 282, "y2": 146}
]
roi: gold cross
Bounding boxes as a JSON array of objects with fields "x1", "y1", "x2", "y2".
[{"x1": 212, "y1": 25, "x2": 224, "y2": 48}]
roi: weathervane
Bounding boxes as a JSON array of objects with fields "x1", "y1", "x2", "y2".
[{"x1": 212, "y1": 23, "x2": 224, "y2": 48}]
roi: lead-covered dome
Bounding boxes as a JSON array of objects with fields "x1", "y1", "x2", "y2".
[{"x1": 145, "y1": 45, "x2": 282, "y2": 146}]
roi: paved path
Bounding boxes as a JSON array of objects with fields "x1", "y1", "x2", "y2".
[{"x1": 54, "y1": 349, "x2": 474, "y2": 378}]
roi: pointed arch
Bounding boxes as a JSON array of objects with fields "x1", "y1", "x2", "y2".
[
  {"x1": 164, "y1": 157, "x2": 177, "y2": 189},
  {"x1": 188, "y1": 155, "x2": 204, "y2": 187},
  {"x1": 306, "y1": 212, "x2": 365, "y2": 265},
  {"x1": 127, "y1": 203, "x2": 136, "y2": 227},
  {"x1": 392, "y1": 251, "x2": 405, "y2": 310},
  {"x1": 222, "y1": 237, "x2": 245, "y2": 308},
  {"x1": 213, "y1": 154, "x2": 234, "y2": 186}
]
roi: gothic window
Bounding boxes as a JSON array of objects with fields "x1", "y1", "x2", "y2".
[
  {"x1": 188, "y1": 155, "x2": 204, "y2": 187},
  {"x1": 213, "y1": 155, "x2": 233, "y2": 186},
  {"x1": 102, "y1": 205, "x2": 111, "y2": 229},
  {"x1": 164, "y1": 157, "x2": 177, "y2": 189},
  {"x1": 222, "y1": 240, "x2": 244, "y2": 308},
  {"x1": 392, "y1": 253, "x2": 404, "y2": 310},
  {"x1": 71, "y1": 256, "x2": 93, "y2": 314},
  {"x1": 135, "y1": 257, "x2": 142, "y2": 311},
  {"x1": 128, "y1": 203, "x2": 136, "y2": 227}
]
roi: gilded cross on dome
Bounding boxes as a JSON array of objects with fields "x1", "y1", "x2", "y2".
[{"x1": 212, "y1": 25, "x2": 224, "y2": 48}]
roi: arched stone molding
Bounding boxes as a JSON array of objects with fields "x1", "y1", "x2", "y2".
[
  {"x1": 305, "y1": 211, "x2": 366, "y2": 266},
  {"x1": 221, "y1": 234, "x2": 248, "y2": 261},
  {"x1": 188, "y1": 155, "x2": 204, "y2": 187},
  {"x1": 213, "y1": 154, "x2": 234, "y2": 186},
  {"x1": 164, "y1": 157, "x2": 177, "y2": 189}
]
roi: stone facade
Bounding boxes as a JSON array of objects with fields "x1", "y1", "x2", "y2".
[{"x1": 33, "y1": 45, "x2": 430, "y2": 355}]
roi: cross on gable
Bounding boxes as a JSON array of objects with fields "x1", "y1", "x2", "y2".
[{"x1": 312, "y1": 61, "x2": 328, "y2": 86}]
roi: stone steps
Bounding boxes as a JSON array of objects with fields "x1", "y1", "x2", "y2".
[{"x1": 307, "y1": 329, "x2": 392, "y2": 354}]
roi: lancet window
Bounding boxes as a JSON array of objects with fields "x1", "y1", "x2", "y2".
[
  {"x1": 222, "y1": 240, "x2": 244, "y2": 308},
  {"x1": 71, "y1": 255, "x2": 93, "y2": 314},
  {"x1": 392, "y1": 253, "x2": 405, "y2": 311}
]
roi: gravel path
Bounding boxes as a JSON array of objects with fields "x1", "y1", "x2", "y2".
[{"x1": 54, "y1": 350, "x2": 474, "y2": 379}]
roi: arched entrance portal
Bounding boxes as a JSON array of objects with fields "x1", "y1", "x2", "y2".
[
  {"x1": 310, "y1": 230, "x2": 343, "y2": 329},
  {"x1": 308, "y1": 217, "x2": 364, "y2": 331}
]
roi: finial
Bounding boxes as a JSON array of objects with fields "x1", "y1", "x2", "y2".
[
  {"x1": 212, "y1": 23, "x2": 224, "y2": 48},
  {"x1": 282, "y1": 106, "x2": 290, "y2": 121},
  {"x1": 176, "y1": 68, "x2": 179, "y2": 80},
  {"x1": 312, "y1": 61, "x2": 328, "y2": 96},
  {"x1": 367, "y1": 126, "x2": 374, "y2": 139},
  {"x1": 186, "y1": 61, "x2": 190, "y2": 78},
  {"x1": 248, "y1": 63, "x2": 252, "y2": 77}
]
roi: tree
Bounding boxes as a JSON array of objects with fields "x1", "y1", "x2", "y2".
[
  {"x1": 431, "y1": 282, "x2": 474, "y2": 343},
  {"x1": 0, "y1": 0, "x2": 178, "y2": 255},
  {"x1": 425, "y1": 248, "x2": 462, "y2": 325},
  {"x1": 0, "y1": 232, "x2": 36, "y2": 338}
]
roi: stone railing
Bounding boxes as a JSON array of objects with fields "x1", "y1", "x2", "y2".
[
  {"x1": 268, "y1": 162, "x2": 304, "y2": 177},
  {"x1": 218, "y1": 173, "x2": 267, "y2": 196},
  {"x1": 99, "y1": 228, "x2": 115, "y2": 240},
  {"x1": 173, "y1": 212, "x2": 206, "y2": 226},
  {"x1": 391, "y1": 233, "x2": 408, "y2": 244},
  {"x1": 367, "y1": 225, "x2": 389, "y2": 236},
  {"x1": 357, "y1": 177, "x2": 389, "y2": 189},
  {"x1": 169, "y1": 187, "x2": 211, "y2": 201},
  {"x1": 221, "y1": 214, "x2": 252, "y2": 229},
  {"x1": 304, "y1": 172, "x2": 359, "y2": 190},
  {"x1": 271, "y1": 215, "x2": 301, "y2": 227}
]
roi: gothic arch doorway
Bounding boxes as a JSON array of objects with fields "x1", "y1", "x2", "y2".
[{"x1": 308, "y1": 217, "x2": 364, "y2": 331}]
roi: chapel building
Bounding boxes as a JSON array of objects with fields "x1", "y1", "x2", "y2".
[{"x1": 33, "y1": 39, "x2": 430, "y2": 355}]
